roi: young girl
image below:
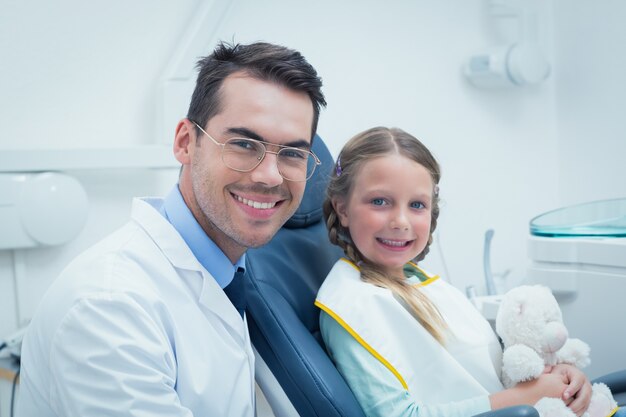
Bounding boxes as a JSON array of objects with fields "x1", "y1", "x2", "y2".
[{"x1": 315, "y1": 127, "x2": 594, "y2": 417}]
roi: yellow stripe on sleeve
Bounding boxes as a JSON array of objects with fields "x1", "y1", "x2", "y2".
[{"x1": 314, "y1": 300, "x2": 409, "y2": 391}]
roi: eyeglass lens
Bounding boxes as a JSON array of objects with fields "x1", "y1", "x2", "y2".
[{"x1": 222, "y1": 138, "x2": 315, "y2": 181}]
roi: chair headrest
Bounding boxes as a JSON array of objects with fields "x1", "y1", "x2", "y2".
[{"x1": 285, "y1": 134, "x2": 334, "y2": 229}]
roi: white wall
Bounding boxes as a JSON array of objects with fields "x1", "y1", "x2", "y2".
[
  {"x1": 553, "y1": 0, "x2": 626, "y2": 204},
  {"x1": 0, "y1": 0, "x2": 189, "y2": 336},
  {"x1": 0, "y1": 0, "x2": 623, "y2": 341},
  {"x1": 160, "y1": 0, "x2": 560, "y2": 295}
]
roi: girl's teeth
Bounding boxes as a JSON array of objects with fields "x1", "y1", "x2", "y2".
[{"x1": 380, "y1": 239, "x2": 407, "y2": 247}]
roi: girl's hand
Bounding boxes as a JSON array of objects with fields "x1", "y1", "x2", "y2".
[
  {"x1": 490, "y1": 372, "x2": 569, "y2": 410},
  {"x1": 518, "y1": 372, "x2": 570, "y2": 401},
  {"x1": 551, "y1": 364, "x2": 592, "y2": 416}
]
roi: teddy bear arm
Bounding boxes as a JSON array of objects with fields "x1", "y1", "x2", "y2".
[
  {"x1": 502, "y1": 344, "x2": 546, "y2": 384},
  {"x1": 556, "y1": 338, "x2": 591, "y2": 369}
]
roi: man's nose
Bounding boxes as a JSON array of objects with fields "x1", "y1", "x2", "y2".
[{"x1": 249, "y1": 152, "x2": 284, "y2": 187}]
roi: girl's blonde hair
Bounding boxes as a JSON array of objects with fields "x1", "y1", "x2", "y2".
[{"x1": 323, "y1": 126, "x2": 448, "y2": 344}]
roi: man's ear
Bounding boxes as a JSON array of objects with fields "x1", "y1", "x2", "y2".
[
  {"x1": 173, "y1": 119, "x2": 195, "y2": 165},
  {"x1": 333, "y1": 197, "x2": 349, "y2": 228}
]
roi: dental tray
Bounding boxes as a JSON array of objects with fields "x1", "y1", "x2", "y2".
[{"x1": 530, "y1": 197, "x2": 626, "y2": 237}]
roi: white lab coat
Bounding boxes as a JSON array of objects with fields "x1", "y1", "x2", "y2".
[{"x1": 18, "y1": 197, "x2": 256, "y2": 417}]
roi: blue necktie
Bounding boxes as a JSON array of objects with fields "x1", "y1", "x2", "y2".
[{"x1": 224, "y1": 268, "x2": 246, "y2": 318}]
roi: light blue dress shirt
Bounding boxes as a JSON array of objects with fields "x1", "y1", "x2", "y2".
[{"x1": 160, "y1": 185, "x2": 245, "y2": 288}]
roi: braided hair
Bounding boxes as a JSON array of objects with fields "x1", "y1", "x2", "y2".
[{"x1": 323, "y1": 126, "x2": 447, "y2": 344}]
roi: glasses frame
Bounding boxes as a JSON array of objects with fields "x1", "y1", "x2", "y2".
[{"x1": 191, "y1": 121, "x2": 321, "y2": 182}]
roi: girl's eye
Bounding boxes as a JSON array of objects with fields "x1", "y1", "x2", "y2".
[
  {"x1": 371, "y1": 198, "x2": 387, "y2": 206},
  {"x1": 411, "y1": 201, "x2": 426, "y2": 209}
]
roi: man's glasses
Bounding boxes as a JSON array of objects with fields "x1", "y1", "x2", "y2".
[{"x1": 192, "y1": 121, "x2": 320, "y2": 182}]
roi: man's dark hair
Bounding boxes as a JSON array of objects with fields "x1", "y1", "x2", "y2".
[{"x1": 187, "y1": 41, "x2": 326, "y2": 139}]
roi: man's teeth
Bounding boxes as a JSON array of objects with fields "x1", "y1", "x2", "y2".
[
  {"x1": 236, "y1": 195, "x2": 277, "y2": 209},
  {"x1": 379, "y1": 239, "x2": 407, "y2": 247}
]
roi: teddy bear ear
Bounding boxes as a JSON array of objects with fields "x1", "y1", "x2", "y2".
[
  {"x1": 536, "y1": 285, "x2": 551, "y2": 295},
  {"x1": 534, "y1": 285, "x2": 558, "y2": 303},
  {"x1": 509, "y1": 287, "x2": 529, "y2": 316},
  {"x1": 500, "y1": 286, "x2": 529, "y2": 318}
]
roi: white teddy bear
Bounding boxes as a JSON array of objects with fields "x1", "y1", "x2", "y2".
[{"x1": 495, "y1": 284, "x2": 618, "y2": 417}]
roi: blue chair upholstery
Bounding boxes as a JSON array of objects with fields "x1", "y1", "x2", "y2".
[
  {"x1": 244, "y1": 135, "x2": 549, "y2": 417},
  {"x1": 245, "y1": 135, "x2": 359, "y2": 417}
]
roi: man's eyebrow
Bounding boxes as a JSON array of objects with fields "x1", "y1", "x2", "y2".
[{"x1": 226, "y1": 127, "x2": 311, "y2": 149}]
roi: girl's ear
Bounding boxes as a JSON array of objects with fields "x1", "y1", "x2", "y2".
[{"x1": 333, "y1": 198, "x2": 349, "y2": 228}]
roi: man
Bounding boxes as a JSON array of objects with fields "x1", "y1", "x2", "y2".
[{"x1": 17, "y1": 41, "x2": 326, "y2": 417}]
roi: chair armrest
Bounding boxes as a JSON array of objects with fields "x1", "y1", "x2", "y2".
[
  {"x1": 593, "y1": 369, "x2": 626, "y2": 406},
  {"x1": 593, "y1": 369, "x2": 626, "y2": 394},
  {"x1": 473, "y1": 405, "x2": 539, "y2": 417}
]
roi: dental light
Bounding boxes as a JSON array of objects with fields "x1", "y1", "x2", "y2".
[{"x1": 464, "y1": 0, "x2": 550, "y2": 88}]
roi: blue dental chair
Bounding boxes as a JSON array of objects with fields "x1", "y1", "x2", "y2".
[{"x1": 244, "y1": 135, "x2": 625, "y2": 417}]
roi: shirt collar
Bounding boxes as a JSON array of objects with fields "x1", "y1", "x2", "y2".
[{"x1": 161, "y1": 185, "x2": 245, "y2": 288}]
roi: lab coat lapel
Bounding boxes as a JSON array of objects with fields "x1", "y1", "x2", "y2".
[
  {"x1": 132, "y1": 198, "x2": 204, "y2": 271},
  {"x1": 131, "y1": 198, "x2": 247, "y2": 339},
  {"x1": 198, "y1": 270, "x2": 248, "y2": 340}
]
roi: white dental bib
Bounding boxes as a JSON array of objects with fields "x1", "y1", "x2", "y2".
[{"x1": 316, "y1": 259, "x2": 504, "y2": 404}]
